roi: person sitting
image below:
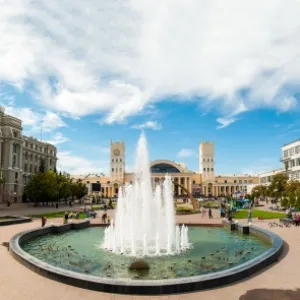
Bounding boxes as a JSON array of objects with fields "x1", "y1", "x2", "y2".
[
  {"x1": 68, "y1": 212, "x2": 74, "y2": 219},
  {"x1": 75, "y1": 212, "x2": 80, "y2": 219}
]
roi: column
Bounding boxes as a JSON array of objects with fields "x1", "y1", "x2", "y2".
[
  {"x1": 8, "y1": 141, "x2": 13, "y2": 168},
  {"x1": 19, "y1": 144, "x2": 23, "y2": 171},
  {"x1": 0, "y1": 140, "x2": 2, "y2": 168}
]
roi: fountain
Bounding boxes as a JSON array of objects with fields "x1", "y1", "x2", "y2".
[
  {"x1": 13, "y1": 133, "x2": 281, "y2": 294},
  {"x1": 102, "y1": 132, "x2": 189, "y2": 256}
]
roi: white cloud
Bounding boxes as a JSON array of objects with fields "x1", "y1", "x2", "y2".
[
  {"x1": 57, "y1": 151, "x2": 109, "y2": 175},
  {"x1": 45, "y1": 132, "x2": 70, "y2": 145},
  {"x1": 41, "y1": 112, "x2": 67, "y2": 132},
  {"x1": 3, "y1": 106, "x2": 66, "y2": 132},
  {"x1": 131, "y1": 121, "x2": 162, "y2": 130},
  {"x1": 216, "y1": 117, "x2": 238, "y2": 129},
  {"x1": 177, "y1": 148, "x2": 196, "y2": 158},
  {"x1": 1, "y1": 0, "x2": 300, "y2": 124}
]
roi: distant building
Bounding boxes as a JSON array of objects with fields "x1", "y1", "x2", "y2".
[
  {"x1": 0, "y1": 107, "x2": 57, "y2": 203},
  {"x1": 259, "y1": 139, "x2": 300, "y2": 185},
  {"x1": 281, "y1": 139, "x2": 300, "y2": 180},
  {"x1": 72, "y1": 140, "x2": 259, "y2": 198}
]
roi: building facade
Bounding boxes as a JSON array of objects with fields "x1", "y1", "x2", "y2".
[
  {"x1": 0, "y1": 107, "x2": 57, "y2": 203},
  {"x1": 281, "y1": 139, "x2": 300, "y2": 180},
  {"x1": 259, "y1": 139, "x2": 300, "y2": 185},
  {"x1": 74, "y1": 140, "x2": 259, "y2": 198}
]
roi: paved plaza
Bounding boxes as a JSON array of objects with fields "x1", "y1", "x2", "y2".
[{"x1": 0, "y1": 208, "x2": 300, "y2": 300}]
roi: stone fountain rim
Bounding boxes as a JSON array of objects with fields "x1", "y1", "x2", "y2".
[{"x1": 9, "y1": 220, "x2": 284, "y2": 295}]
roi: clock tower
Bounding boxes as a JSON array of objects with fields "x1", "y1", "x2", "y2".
[{"x1": 110, "y1": 140, "x2": 125, "y2": 182}]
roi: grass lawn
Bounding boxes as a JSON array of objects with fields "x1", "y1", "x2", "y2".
[
  {"x1": 27, "y1": 211, "x2": 89, "y2": 219},
  {"x1": 233, "y1": 209, "x2": 286, "y2": 220}
]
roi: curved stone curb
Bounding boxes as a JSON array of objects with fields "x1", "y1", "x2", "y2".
[
  {"x1": 9, "y1": 221, "x2": 284, "y2": 295},
  {"x1": 0, "y1": 215, "x2": 32, "y2": 226}
]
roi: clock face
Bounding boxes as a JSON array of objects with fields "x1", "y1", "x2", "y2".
[{"x1": 114, "y1": 149, "x2": 120, "y2": 156}]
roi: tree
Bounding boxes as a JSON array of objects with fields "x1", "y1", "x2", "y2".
[
  {"x1": 267, "y1": 173, "x2": 289, "y2": 202},
  {"x1": 70, "y1": 179, "x2": 88, "y2": 200},
  {"x1": 251, "y1": 185, "x2": 268, "y2": 198},
  {"x1": 24, "y1": 171, "x2": 58, "y2": 205},
  {"x1": 39, "y1": 158, "x2": 46, "y2": 173},
  {"x1": 295, "y1": 189, "x2": 300, "y2": 210},
  {"x1": 288, "y1": 191, "x2": 296, "y2": 208},
  {"x1": 56, "y1": 172, "x2": 72, "y2": 203},
  {"x1": 281, "y1": 195, "x2": 289, "y2": 208}
]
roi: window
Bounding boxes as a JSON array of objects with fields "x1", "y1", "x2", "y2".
[
  {"x1": 87, "y1": 181, "x2": 90, "y2": 184},
  {"x1": 120, "y1": 159, "x2": 122, "y2": 162},
  {"x1": 31, "y1": 144, "x2": 33, "y2": 149},
  {"x1": 211, "y1": 158, "x2": 213, "y2": 162},
  {"x1": 29, "y1": 165, "x2": 32, "y2": 173},
  {"x1": 244, "y1": 180, "x2": 247, "y2": 183},
  {"x1": 203, "y1": 158, "x2": 206, "y2": 162},
  {"x1": 211, "y1": 168, "x2": 214, "y2": 171},
  {"x1": 25, "y1": 142, "x2": 28, "y2": 147},
  {"x1": 112, "y1": 168, "x2": 114, "y2": 172},
  {"x1": 120, "y1": 168, "x2": 122, "y2": 172},
  {"x1": 12, "y1": 155, "x2": 16, "y2": 168},
  {"x1": 15, "y1": 172, "x2": 18, "y2": 179},
  {"x1": 13, "y1": 143, "x2": 17, "y2": 153},
  {"x1": 50, "y1": 159, "x2": 52, "y2": 166},
  {"x1": 234, "y1": 180, "x2": 237, "y2": 183},
  {"x1": 24, "y1": 164, "x2": 27, "y2": 172},
  {"x1": 203, "y1": 168, "x2": 206, "y2": 171},
  {"x1": 249, "y1": 180, "x2": 252, "y2": 183},
  {"x1": 239, "y1": 180, "x2": 242, "y2": 183},
  {"x1": 116, "y1": 159, "x2": 118, "y2": 162},
  {"x1": 224, "y1": 180, "x2": 227, "y2": 183},
  {"x1": 112, "y1": 159, "x2": 114, "y2": 162},
  {"x1": 14, "y1": 184, "x2": 17, "y2": 193},
  {"x1": 192, "y1": 180, "x2": 196, "y2": 184},
  {"x1": 34, "y1": 166, "x2": 37, "y2": 173},
  {"x1": 25, "y1": 152, "x2": 28, "y2": 160}
]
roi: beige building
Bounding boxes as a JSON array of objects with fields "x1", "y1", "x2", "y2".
[
  {"x1": 74, "y1": 140, "x2": 259, "y2": 198},
  {"x1": 0, "y1": 107, "x2": 57, "y2": 203}
]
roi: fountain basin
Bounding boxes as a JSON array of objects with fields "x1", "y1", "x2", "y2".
[{"x1": 10, "y1": 221, "x2": 283, "y2": 295}]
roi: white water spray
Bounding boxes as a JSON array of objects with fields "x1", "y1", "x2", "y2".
[{"x1": 101, "y1": 132, "x2": 189, "y2": 256}]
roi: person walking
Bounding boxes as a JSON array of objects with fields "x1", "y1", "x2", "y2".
[
  {"x1": 41, "y1": 216, "x2": 47, "y2": 227},
  {"x1": 248, "y1": 208, "x2": 252, "y2": 224},
  {"x1": 208, "y1": 207, "x2": 213, "y2": 219},
  {"x1": 63, "y1": 211, "x2": 69, "y2": 224},
  {"x1": 200, "y1": 206, "x2": 203, "y2": 217}
]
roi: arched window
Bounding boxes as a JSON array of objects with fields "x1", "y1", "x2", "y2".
[{"x1": 150, "y1": 163, "x2": 181, "y2": 173}]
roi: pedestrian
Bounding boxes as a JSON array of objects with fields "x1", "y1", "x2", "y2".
[
  {"x1": 248, "y1": 208, "x2": 252, "y2": 224},
  {"x1": 102, "y1": 213, "x2": 107, "y2": 223},
  {"x1": 63, "y1": 211, "x2": 69, "y2": 224},
  {"x1": 209, "y1": 207, "x2": 213, "y2": 219},
  {"x1": 200, "y1": 206, "x2": 203, "y2": 217},
  {"x1": 41, "y1": 216, "x2": 47, "y2": 227}
]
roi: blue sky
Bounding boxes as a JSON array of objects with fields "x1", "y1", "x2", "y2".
[{"x1": 1, "y1": 1, "x2": 300, "y2": 175}]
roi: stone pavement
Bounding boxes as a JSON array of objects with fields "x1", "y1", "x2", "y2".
[{"x1": 0, "y1": 212, "x2": 300, "y2": 300}]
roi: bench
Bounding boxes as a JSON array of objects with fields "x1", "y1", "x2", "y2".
[{"x1": 280, "y1": 218, "x2": 294, "y2": 225}]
